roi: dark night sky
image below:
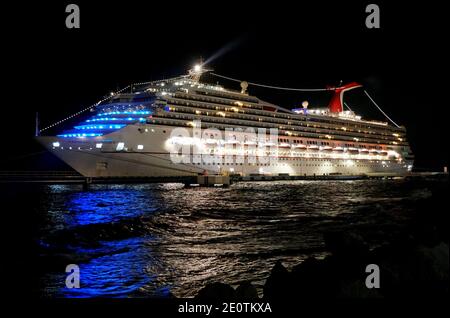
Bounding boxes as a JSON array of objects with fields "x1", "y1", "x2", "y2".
[{"x1": 2, "y1": 1, "x2": 448, "y2": 170}]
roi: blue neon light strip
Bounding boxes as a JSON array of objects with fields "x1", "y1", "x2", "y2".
[
  {"x1": 86, "y1": 117, "x2": 146, "y2": 123},
  {"x1": 56, "y1": 109, "x2": 150, "y2": 138},
  {"x1": 97, "y1": 111, "x2": 150, "y2": 116},
  {"x1": 74, "y1": 124, "x2": 126, "y2": 130},
  {"x1": 57, "y1": 133, "x2": 103, "y2": 138}
]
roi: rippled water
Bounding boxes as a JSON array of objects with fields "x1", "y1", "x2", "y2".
[{"x1": 2, "y1": 179, "x2": 443, "y2": 298}]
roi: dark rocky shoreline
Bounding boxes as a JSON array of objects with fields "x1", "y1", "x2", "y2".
[{"x1": 195, "y1": 180, "x2": 449, "y2": 300}]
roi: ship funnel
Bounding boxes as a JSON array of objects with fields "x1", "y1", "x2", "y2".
[{"x1": 327, "y1": 82, "x2": 362, "y2": 113}]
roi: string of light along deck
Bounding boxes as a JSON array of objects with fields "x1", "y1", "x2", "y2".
[{"x1": 39, "y1": 72, "x2": 400, "y2": 132}]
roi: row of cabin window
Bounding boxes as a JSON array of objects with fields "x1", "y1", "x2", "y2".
[{"x1": 190, "y1": 162, "x2": 391, "y2": 167}]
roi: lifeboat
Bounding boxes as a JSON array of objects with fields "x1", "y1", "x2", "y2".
[
  {"x1": 292, "y1": 144, "x2": 307, "y2": 149},
  {"x1": 348, "y1": 147, "x2": 359, "y2": 154},
  {"x1": 279, "y1": 142, "x2": 291, "y2": 148},
  {"x1": 359, "y1": 148, "x2": 369, "y2": 153},
  {"x1": 322, "y1": 146, "x2": 333, "y2": 151},
  {"x1": 224, "y1": 140, "x2": 240, "y2": 144},
  {"x1": 307, "y1": 145, "x2": 319, "y2": 151},
  {"x1": 205, "y1": 138, "x2": 219, "y2": 144},
  {"x1": 380, "y1": 150, "x2": 389, "y2": 156},
  {"x1": 333, "y1": 146, "x2": 344, "y2": 152}
]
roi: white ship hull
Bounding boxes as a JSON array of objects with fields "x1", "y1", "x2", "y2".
[{"x1": 38, "y1": 124, "x2": 412, "y2": 178}]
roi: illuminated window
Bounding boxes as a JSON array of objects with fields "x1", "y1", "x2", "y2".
[
  {"x1": 137, "y1": 145, "x2": 144, "y2": 150},
  {"x1": 52, "y1": 142, "x2": 60, "y2": 147},
  {"x1": 116, "y1": 142, "x2": 125, "y2": 151},
  {"x1": 96, "y1": 143, "x2": 103, "y2": 149}
]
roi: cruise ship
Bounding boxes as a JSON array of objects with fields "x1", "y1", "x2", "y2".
[{"x1": 37, "y1": 65, "x2": 414, "y2": 178}]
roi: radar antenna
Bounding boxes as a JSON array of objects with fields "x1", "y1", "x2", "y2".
[{"x1": 240, "y1": 81, "x2": 248, "y2": 94}]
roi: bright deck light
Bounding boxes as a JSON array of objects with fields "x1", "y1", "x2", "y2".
[{"x1": 194, "y1": 64, "x2": 202, "y2": 72}]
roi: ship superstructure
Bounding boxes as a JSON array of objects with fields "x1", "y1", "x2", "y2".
[{"x1": 37, "y1": 65, "x2": 414, "y2": 177}]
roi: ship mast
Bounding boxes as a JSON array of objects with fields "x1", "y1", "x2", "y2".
[
  {"x1": 188, "y1": 59, "x2": 212, "y2": 82},
  {"x1": 35, "y1": 112, "x2": 40, "y2": 136}
]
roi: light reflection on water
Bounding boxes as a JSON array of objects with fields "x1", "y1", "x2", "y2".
[
  {"x1": 60, "y1": 238, "x2": 153, "y2": 298},
  {"x1": 35, "y1": 179, "x2": 436, "y2": 297}
]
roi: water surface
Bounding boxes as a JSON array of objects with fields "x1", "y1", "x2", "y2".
[{"x1": 2, "y1": 179, "x2": 442, "y2": 297}]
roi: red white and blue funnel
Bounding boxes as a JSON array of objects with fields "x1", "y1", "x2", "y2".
[{"x1": 327, "y1": 82, "x2": 363, "y2": 113}]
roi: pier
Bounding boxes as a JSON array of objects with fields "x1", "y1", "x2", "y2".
[
  {"x1": 0, "y1": 171, "x2": 234, "y2": 188},
  {"x1": 0, "y1": 171, "x2": 447, "y2": 188},
  {"x1": 232, "y1": 172, "x2": 448, "y2": 182}
]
